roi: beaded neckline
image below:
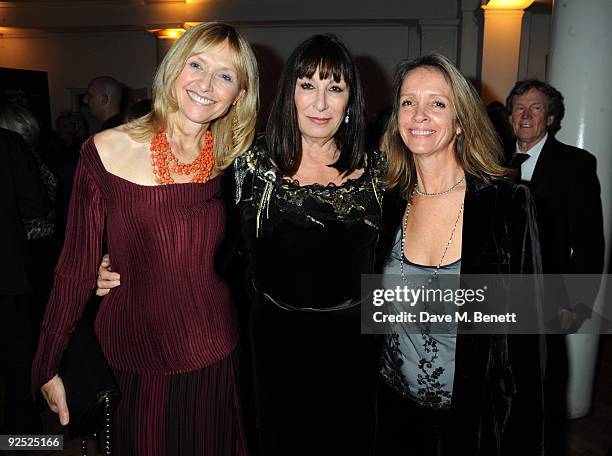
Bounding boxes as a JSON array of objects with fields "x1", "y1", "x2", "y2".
[
  {"x1": 233, "y1": 139, "x2": 385, "y2": 235},
  {"x1": 260, "y1": 155, "x2": 369, "y2": 191}
]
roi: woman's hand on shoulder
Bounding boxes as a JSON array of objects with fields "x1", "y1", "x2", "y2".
[
  {"x1": 96, "y1": 254, "x2": 120, "y2": 296},
  {"x1": 41, "y1": 375, "x2": 69, "y2": 425}
]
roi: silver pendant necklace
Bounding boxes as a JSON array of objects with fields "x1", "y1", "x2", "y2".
[
  {"x1": 415, "y1": 176, "x2": 465, "y2": 197},
  {"x1": 400, "y1": 187, "x2": 464, "y2": 284}
]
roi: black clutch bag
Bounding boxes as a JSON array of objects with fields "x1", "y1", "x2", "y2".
[{"x1": 58, "y1": 299, "x2": 121, "y2": 441}]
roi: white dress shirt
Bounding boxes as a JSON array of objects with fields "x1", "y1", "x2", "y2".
[{"x1": 514, "y1": 133, "x2": 548, "y2": 182}]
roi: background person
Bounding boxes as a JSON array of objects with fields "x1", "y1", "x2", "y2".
[
  {"x1": 0, "y1": 128, "x2": 49, "y2": 433},
  {"x1": 49, "y1": 110, "x2": 87, "y2": 231},
  {"x1": 0, "y1": 104, "x2": 60, "y2": 345},
  {"x1": 506, "y1": 79, "x2": 605, "y2": 455},
  {"x1": 84, "y1": 76, "x2": 125, "y2": 131},
  {"x1": 486, "y1": 100, "x2": 514, "y2": 165},
  {"x1": 506, "y1": 79, "x2": 604, "y2": 299}
]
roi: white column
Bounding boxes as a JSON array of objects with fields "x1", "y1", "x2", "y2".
[
  {"x1": 480, "y1": 9, "x2": 525, "y2": 104},
  {"x1": 547, "y1": 0, "x2": 612, "y2": 419}
]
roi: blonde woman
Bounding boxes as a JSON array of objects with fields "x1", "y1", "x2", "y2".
[{"x1": 32, "y1": 22, "x2": 258, "y2": 455}]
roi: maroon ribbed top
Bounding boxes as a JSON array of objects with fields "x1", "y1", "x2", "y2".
[{"x1": 32, "y1": 137, "x2": 238, "y2": 390}]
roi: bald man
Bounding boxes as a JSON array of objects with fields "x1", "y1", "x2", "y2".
[{"x1": 84, "y1": 76, "x2": 124, "y2": 131}]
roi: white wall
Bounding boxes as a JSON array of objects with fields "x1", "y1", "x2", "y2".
[
  {"x1": 0, "y1": 0, "x2": 470, "y2": 126},
  {"x1": 0, "y1": 23, "x2": 424, "y2": 126},
  {"x1": 0, "y1": 0, "x2": 554, "y2": 126}
]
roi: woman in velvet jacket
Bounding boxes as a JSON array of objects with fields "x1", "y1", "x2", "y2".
[{"x1": 374, "y1": 54, "x2": 545, "y2": 455}]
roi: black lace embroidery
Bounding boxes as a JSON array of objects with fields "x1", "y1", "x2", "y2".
[
  {"x1": 23, "y1": 151, "x2": 57, "y2": 240},
  {"x1": 234, "y1": 139, "x2": 385, "y2": 233},
  {"x1": 416, "y1": 335, "x2": 452, "y2": 407},
  {"x1": 381, "y1": 331, "x2": 452, "y2": 409}
]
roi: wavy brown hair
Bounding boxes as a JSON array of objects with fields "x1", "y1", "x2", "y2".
[
  {"x1": 128, "y1": 22, "x2": 259, "y2": 171},
  {"x1": 381, "y1": 53, "x2": 505, "y2": 197}
]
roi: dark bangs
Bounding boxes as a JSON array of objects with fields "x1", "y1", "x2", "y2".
[
  {"x1": 266, "y1": 34, "x2": 366, "y2": 177},
  {"x1": 295, "y1": 37, "x2": 351, "y2": 85}
]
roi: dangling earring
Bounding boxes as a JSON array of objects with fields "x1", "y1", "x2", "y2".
[
  {"x1": 231, "y1": 108, "x2": 238, "y2": 131},
  {"x1": 344, "y1": 110, "x2": 350, "y2": 124},
  {"x1": 231, "y1": 106, "x2": 238, "y2": 146}
]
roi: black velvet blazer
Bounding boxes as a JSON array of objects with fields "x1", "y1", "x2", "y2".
[{"x1": 376, "y1": 174, "x2": 546, "y2": 455}]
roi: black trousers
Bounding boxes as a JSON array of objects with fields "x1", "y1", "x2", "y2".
[{"x1": 0, "y1": 293, "x2": 41, "y2": 433}]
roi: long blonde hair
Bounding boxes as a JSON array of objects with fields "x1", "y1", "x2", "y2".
[
  {"x1": 129, "y1": 22, "x2": 259, "y2": 170},
  {"x1": 381, "y1": 53, "x2": 505, "y2": 197}
]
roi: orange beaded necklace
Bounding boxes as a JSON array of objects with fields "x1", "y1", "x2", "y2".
[{"x1": 150, "y1": 130, "x2": 214, "y2": 185}]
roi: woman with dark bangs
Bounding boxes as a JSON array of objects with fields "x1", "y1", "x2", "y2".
[{"x1": 229, "y1": 34, "x2": 382, "y2": 455}]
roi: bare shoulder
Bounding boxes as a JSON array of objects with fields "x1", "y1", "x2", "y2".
[
  {"x1": 93, "y1": 125, "x2": 149, "y2": 174},
  {"x1": 93, "y1": 126, "x2": 132, "y2": 163}
]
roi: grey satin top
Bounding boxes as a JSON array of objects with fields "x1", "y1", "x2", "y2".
[{"x1": 380, "y1": 226, "x2": 460, "y2": 410}]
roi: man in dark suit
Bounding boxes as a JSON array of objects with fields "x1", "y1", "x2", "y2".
[
  {"x1": 507, "y1": 79, "x2": 604, "y2": 279},
  {"x1": 506, "y1": 79, "x2": 605, "y2": 455},
  {"x1": 0, "y1": 128, "x2": 50, "y2": 432}
]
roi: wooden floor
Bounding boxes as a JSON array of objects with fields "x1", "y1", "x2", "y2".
[{"x1": 8, "y1": 335, "x2": 612, "y2": 456}]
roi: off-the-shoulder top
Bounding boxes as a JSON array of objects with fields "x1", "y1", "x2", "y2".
[{"x1": 32, "y1": 137, "x2": 239, "y2": 390}]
